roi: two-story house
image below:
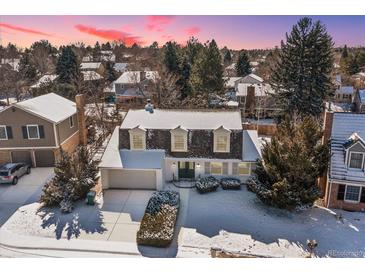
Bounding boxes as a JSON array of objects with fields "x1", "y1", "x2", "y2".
[
  {"x1": 0, "y1": 93, "x2": 85, "y2": 167},
  {"x1": 99, "y1": 106, "x2": 262, "y2": 190},
  {"x1": 325, "y1": 112, "x2": 365, "y2": 211}
]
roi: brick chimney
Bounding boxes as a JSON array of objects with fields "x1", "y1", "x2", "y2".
[
  {"x1": 75, "y1": 94, "x2": 87, "y2": 146},
  {"x1": 245, "y1": 85, "x2": 256, "y2": 116}
]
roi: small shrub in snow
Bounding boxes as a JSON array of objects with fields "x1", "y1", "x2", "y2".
[
  {"x1": 196, "y1": 176, "x2": 220, "y2": 194},
  {"x1": 220, "y1": 178, "x2": 241, "y2": 190},
  {"x1": 137, "y1": 191, "x2": 180, "y2": 247}
]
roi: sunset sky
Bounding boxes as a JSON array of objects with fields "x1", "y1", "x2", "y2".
[{"x1": 1, "y1": 15, "x2": 365, "y2": 49}]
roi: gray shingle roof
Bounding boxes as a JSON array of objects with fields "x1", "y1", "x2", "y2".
[{"x1": 330, "y1": 113, "x2": 365, "y2": 183}]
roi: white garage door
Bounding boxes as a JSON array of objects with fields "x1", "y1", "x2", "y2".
[{"x1": 108, "y1": 169, "x2": 156, "y2": 189}]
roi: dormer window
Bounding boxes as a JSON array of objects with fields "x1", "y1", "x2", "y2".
[
  {"x1": 129, "y1": 126, "x2": 146, "y2": 150},
  {"x1": 349, "y1": 152, "x2": 364, "y2": 169},
  {"x1": 214, "y1": 126, "x2": 231, "y2": 153},
  {"x1": 171, "y1": 126, "x2": 188, "y2": 152}
]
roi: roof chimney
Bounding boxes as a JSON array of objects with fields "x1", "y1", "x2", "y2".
[
  {"x1": 145, "y1": 99, "x2": 154, "y2": 113},
  {"x1": 75, "y1": 93, "x2": 87, "y2": 145}
]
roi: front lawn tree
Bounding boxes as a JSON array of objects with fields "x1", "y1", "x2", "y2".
[
  {"x1": 270, "y1": 17, "x2": 334, "y2": 118},
  {"x1": 247, "y1": 116, "x2": 330, "y2": 210}
]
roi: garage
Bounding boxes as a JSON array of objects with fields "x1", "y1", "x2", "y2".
[
  {"x1": 11, "y1": 150, "x2": 32, "y2": 166},
  {"x1": 107, "y1": 169, "x2": 157, "y2": 189},
  {"x1": 35, "y1": 150, "x2": 55, "y2": 167}
]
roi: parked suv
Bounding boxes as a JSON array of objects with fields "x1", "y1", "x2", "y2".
[{"x1": 0, "y1": 163, "x2": 31, "y2": 185}]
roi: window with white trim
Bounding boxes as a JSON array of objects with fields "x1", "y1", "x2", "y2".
[
  {"x1": 172, "y1": 134, "x2": 187, "y2": 152},
  {"x1": 131, "y1": 134, "x2": 144, "y2": 150},
  {"x1": 210, "y1": 162, "x2": 223, "y2": 175},
  {"x1": 216, "y1": 135, "x2": 229, "y2": 152},
  {"x1": 349, "y1": 152, "x2": 364, "y2": 169},
  {"x1": 69, "y1": 116, "x2": 74, "y2": 128},
  {"x1": 238, "y1": 162, "x2": 250, "y2": 175},
  {"x1": 27, "y1": 125, "x2": 40, "y2": 139},
  {"x1": 0, "y1": 126, "x2": 7, "y2": 140},
  {"x1": 345, "y1": 185, "x2": 361, "y2": 202}
]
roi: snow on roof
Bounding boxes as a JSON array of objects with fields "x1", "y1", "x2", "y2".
[
  {"x1": 226, "y1": 100, "x2": 239, "y2": 107},
  {"x1": 250, "y1": 61, "x2": 259, "y2": 67},
  {"x1": 224, "y1": 77, "x2": 242, "y2": 88},
  {"x1": 226, "y1": 63, "x2": 236, "y2": 70},
  {"x1": 114, "y1": 71, "x2": 141, "y2": 84},
  {"x1": 242, "y1": 130, "x2": 262, "y2": 161},
  {"x1": 241, "y1": 73, "x2": 264, "y2": 84},
  {"x1": 15, "y1": 93, "x2": 76, "y2": 124},
  {"x1": 113, "y1": 63, "x2": 128, "y2": 72},
  {"x1": 116, "y1": 87, "x2": 147, "y2": 98},
  {"x1": 355, "y1": 72, "x2": 365, "y2": 78},
  {"x1": 30, "y1": 74, "x2": 58, "y2": 89},
  {"x1": 82, "y1": 71, "x2": 103, "y2": 81},
  {"x1": 80, "y1": 62, "x2": 102, "y2": 70},
  {"x1": 330, "y1": 113, "x2": 365, "y2": 183},
  {"x1": 335, "y1": 74, "x2": 342, "y2": 84},
  {"x1": 120, "y1": 149, "x2": 164, "y2": 169},
  {"x1": 99, "y1": 127, "x2": 123, "y2": 168},
  {"x1": 358, "y1": 90, "x2": 365, "y2": 103},
  {"x1": 337, "y1": 86, "x2": 354, "y2": 95},
  {"x1": 121, "y1": 109, "x2": 243, "y2": 130},
  {"x1": 145, "y1": 71, "x2": 159, "y2": 82}
]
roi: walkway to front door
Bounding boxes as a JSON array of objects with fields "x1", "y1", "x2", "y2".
[{"x1": 178, "y1": 161, "x2": 195, "y2": 179}]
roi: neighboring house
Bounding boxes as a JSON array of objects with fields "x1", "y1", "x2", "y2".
[
  {"x1": 99, "y1": 107, "x2": 261, "y2": 190},
  {"x1": 325, "y1": 112, "x2": 365, "y2": 211},
  {"x1": 224, "y1": 77, "x2": 243, "y2": 91},
  {"x1": 334, "y1": 74, "x2": 342, "y2": 90},
  {"x1": 225, "y1": 63, "x2": 236, "y2": 76},
  {"x1": 100, "y1": 50, "x2": 116, "y2": 62},
  {"x1": 1, "y1": 58, "x2": 20, "y2": 71},
  {"x1": 112, "y1": 71, "x2": 158, "y2": 105},
  {"x1": 81, "y1": 71, "x2": 103, "y2": 81},
  {"x1": 354, "y1": 89, "x2": 365, "y2": 113},
  {"x1": 0, "y1": 93, "x2": 85, "y2": 167},
  {"x1": 30, "y1": 74, "x2": 58, "y2": 89},
  {"x1": 80, "y1": 62, "x2": 105, "y2": 75},
  {"x1": 113, "y1": 62, "x2": 129, "y2": 73},
  {"x1": 335, "y1": 86, "x2": 354, "y2": 103},
  {"x1": 82, "y1": 54, "x2": 93, "y2": 62}
]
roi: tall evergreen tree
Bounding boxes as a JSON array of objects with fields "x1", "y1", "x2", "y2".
[
  {"x1": 270, "y1": 17, "x2": 334, "y2": 118},
  {"x1": 163, "y1": 41, "x2": 180, "y2": 74},
  {"x1": 346, "y1": 54, "x2": 360, "y2": 75},
  {"x1": 18, "y1": 50, "x2": 38, "y2": 83},
  {"x1": 235, "y1": 50, "x2": 252, "y2": 77},
  {"x1": 92, "y1": 41, "x2": 101, "y2": 59},
  {"x1": 177, "y1": 56, "x2": 192, "y2": 99},
  {"x1": 190, "y1": 39, "x2": 224, "y2": 93},
  {"x1": 223, "y1": 48, "x2": 232, "y2": 66},
  {"x1": 104, "y1": 61, "x2": 118, "y2": 83},
  {"x1": 56, "y1": 46, "x2": 81, "y2": 85},
  {"x1": 341, "y1": 44, "x2": 349, "y2": 59},
  {"x1": 248, "y1": 116, "x2": 330, "y2": 209}
]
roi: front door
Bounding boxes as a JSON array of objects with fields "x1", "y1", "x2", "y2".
[{"x1": 178, "y1": 161, "x2": 195, "y2": 179}]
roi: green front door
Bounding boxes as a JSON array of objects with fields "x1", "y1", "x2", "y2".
[{"x1": 178, "y1": 161, "x2": 195, "y2": 179}]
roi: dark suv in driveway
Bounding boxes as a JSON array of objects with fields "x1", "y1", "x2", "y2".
[{"x1": 0, "y1": 163, "x2": 31, "y2": 185}]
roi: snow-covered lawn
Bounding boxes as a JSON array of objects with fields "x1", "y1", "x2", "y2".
[{"x1": 170, "y1": 185, "x2": 365, "y2": 258}]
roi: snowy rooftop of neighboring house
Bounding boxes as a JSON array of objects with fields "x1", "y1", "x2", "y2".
[
  {"x1": 99, "y1": 127, "x2": 165, "y2": 169},
  {"x1": 359, "y1": 90, "x2": 365, "y2": 103},
  {"x1": 335, "y1": 74, "x2": 342, "y2": 84},
  {"x1": 224, "y1": 77, "x2": 242, "y2": 88},
  {"x1": 116, "y1": 87, "x2": 148, "y2": 98},
  {"x1": 30, "y1": 74, "x2": 58, "y2": 89},
  {"x1": 80, "y1": 62, "x2": 102, "y2": 70},
  {"x1": 330, "y1": 113, "x2": 365, "y2": 183},
  {"x1": 82, "y1": 71, "x2": 103, "y2": 81},
  {"x1": 113, "y1": 63, "x2": 128, "y2": 72},
  {"x1": 242, "y1": 130, "x2": 262, "y2": 161},
  {"x1": 337, "y1": 86, "x2": 354, "y2": 95},
  {"x1": 241, "y1": 73, "x2": 264, "y2": 83},
  {"x1": 145, "y1": 71, "x2": 159, "y2": 82},
  {"x1": 226, "y1": 63, "x2": 236, "y2": 70},
  {"x1": 249, "y1": 61, "x2": 259, "y2": 67},
  {"x1": 0, "y1": 59, "x2": 20, "y2": 71},
  {"x1": 12, "y1": 93, "x2": 76, "y2": 124},
  {"x1": 121, "y1": 109, "x2": 243, "y2": 130},
  {"x1": 355, "y1": 72, "x2": 365, "y2": 78},
  {"x1": 114, "y1": 71, "x2": 141, "y2": 84}
]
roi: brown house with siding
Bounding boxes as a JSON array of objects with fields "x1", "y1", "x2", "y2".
[{"x1": 0, "y1": 93, "x2": 84, "y2": 167}]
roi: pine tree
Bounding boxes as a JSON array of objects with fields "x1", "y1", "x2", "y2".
[
  {"x1": 177, "y1": 56, "x2": 192, "y2": 99},
  {"x1": 104, "y1": 61, "x2": 118, "y2": 83},
  {"x1": 92, "y1": 41, "x2": 101, "y2": 60},
  {"x1": 235, "y1": 50, "x2": 252, "y2": 77},
  {"x1": 190, "y1": 39, "x2": 224, "y2": 93},
  {"x1": 163, "y1": 41, "x2": 180, "y2": 74},
  {"x1": 341, "y1": 45, "x2": 349, "y2": 59},
  {"x1": 270, "y1": 17, "x2": 334, "y2": 118},
  {"x1": 223, "y1": 47, "x2": 232, "y2": 65},
  {"x1": 346, "y1": 55, "x2": 360, "y2": 75},
  {"x1": 18, "y1": 50, "x2": 38, "y2": 83},
  {"x1": 56, "y1": 46, "x2": 81, "y2": 85},
  {"x1": 247, "y1": 116, "x2": 330, "y2": 210}
]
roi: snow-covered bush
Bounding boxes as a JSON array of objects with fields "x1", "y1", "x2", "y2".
[
  {"x1": 137, "y1": 191, "x2": 180, "y2": 247},
  {"x1": 196, "y1": 176, "x2": 220, "y2": 193},
  {"x1": 60, "y1": 199, "x2": 74, "y2": 213},
  {"x1": 220, "y1": 178, "x2": 241, "y2": 190}
]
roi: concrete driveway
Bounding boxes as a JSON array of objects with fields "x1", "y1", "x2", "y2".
[{"x1": 0, "y1": 167, "x2": 54, "y2": 226}]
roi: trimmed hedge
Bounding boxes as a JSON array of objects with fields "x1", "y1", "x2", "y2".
[
  {"x1": 220, "y1": 178, "x2": 241, "y2": 190},
  {"x1": 196, "y1": 176, "x2": 220, "y2": 193},
  {"x1": 137, "y1": 191, "x2": 180, "y2": 247}
]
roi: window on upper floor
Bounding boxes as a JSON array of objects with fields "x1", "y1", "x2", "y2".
[
  {"x1": 170, "y1": 126, "x2": 188, "y2": 152},
  {"x1": 27, "y1": 125, "x2": 40, "y2": 139},
  {"x1": 69, "y1": 116, "x2": 74, "y2": 128},
  {"x1": 213, "y1": 127, "x2": 231, "y2": 153},
  {"x1": 349, "y1": 152, "x2": 364, "y2": 169},
  {"x1": 129, "y1": 127, "x2": 146, "y2": 150},
  {"x1": 0, "y1": 126, "x2": 7, "y2": 140}
]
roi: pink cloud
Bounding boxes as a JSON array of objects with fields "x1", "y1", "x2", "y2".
[
  {"x1": 0, "y1": 22, "x2": 52, "y2": 36},
  {"x1": 146, "y1": 15, "x2": 175, "y2": 32},
  {"x1": 74, "y1": 24, "x2": 144, "y2": 46},
  {"x1": 185, "y1": 26, "x2": 201, "y2": 36}
]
